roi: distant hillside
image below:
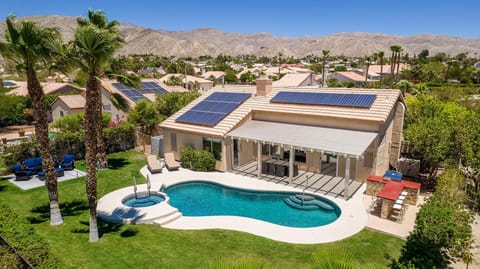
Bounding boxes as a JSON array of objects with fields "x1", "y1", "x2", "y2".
[{"x1": 0, "y1": 15, "x2": 480, "y2": 57}]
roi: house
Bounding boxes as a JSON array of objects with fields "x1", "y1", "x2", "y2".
[
  {"x1": 51, "y1": 95, "x2": 86, "y2": 119},
  {"x1": 273, "y1": 73, "x2": 318, "y2": 87},
  {"x1": 159, "y1": 74, "x2": 213, "y2": 91},
  {"x1": 7, "y1": 78, "x2": 84, "y2": 96},
  {"x1": 368, "y1": 64, "x2": 408, "y2": 77},
  {"x1": 329, "y1": 71, "x2": 373, "y2": 86},
  {"x1": 202, "y1": 71, "x2": 225, "y2": 83},
  {"x1": 160, "y1": 79, "x2": 405, "y2": 199}
]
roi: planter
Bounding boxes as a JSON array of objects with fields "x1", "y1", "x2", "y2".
[{"x1": 18, "y1": 130, "x2": 25, "y2": 137}]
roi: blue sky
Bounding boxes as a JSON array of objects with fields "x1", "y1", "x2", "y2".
[{"x1": 1, "y1": 0, "x2": 479, "y2": 38}]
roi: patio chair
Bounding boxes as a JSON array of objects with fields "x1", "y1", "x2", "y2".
[
  {"x1": 12, "y1": 163, "x2": 33, "y2": 181},
  {"x1": 37, "y1": 167, "x2": 65, "y2": 180},
  {"x1": 147, "y1": 155, "x2": 163, "y2": 173},
  {"x1": 61, "y1": 154, "x2": 75, "y2": 170},
  {"x1": 164, "y1": 152, "x2": 180, "y2": 171},
  {"x1": 24, "y1": 157, "x2": 42, "y2": 173}
]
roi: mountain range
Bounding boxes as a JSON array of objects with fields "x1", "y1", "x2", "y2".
[{"x1": 1, "y1": 15, "x2": 480, "y2": 58}]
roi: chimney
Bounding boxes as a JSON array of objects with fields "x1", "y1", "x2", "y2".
[
  {"x1": 256, "y1": 78, "x2": 272, "y2": 96},
  {"x1": 46, "y1": 76, "x2": 56, "y2": 84}
]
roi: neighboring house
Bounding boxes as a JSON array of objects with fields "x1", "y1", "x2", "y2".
[
  {"x1": 202, "y1": 71, "x2": 225, "y2": 83},
  {"x1": 159, "y1": 74, "x2": 213, "y2": 91},
  {"x1": 368, "y1": 64, "x2": 408, "y2": 77},
  {"x1": 273, "y1": 73, "x2": 318, "y2": 87},
  {"x1": 7, "y1": 78, "x2": 84, "y2": 96},
  {"x1": 329, "y1": 71, "x2": 373, "y2": 86},
  {"x1": 160, "y1": 79, "x2": 405, "y2": 200},
  {"x1": 51, "y1": 95, "x2": 86, "y2": 120}
]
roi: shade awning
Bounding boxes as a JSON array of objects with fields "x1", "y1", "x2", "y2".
[{"x1": 227, "y1": 120, "x2": 377, "y2": 157}]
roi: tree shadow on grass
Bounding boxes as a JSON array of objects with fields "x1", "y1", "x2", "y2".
[
  {"x1": 27, "y1": 200, "x2": 89, "y2": 224},
  {"x1": 107, "y1": 157, "x2": 130, "y2": 170},
  {"x1": 75, "y1": 218, "x2": 138, "y2": 238}
]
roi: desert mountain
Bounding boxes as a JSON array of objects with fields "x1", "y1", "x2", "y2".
[{"x1": 1, "y1": 15, "x2": 480, "y2": 58}]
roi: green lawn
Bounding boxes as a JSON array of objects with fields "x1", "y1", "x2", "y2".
[{"x1": 0, "y1": 150, "x2": 405, "y2": 268}]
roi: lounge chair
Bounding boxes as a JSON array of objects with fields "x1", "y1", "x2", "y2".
[
  {"x1": 147, "y1": 155, "x2": 163, "y2": 173},
  {"x1": 164, "y1": 152, "x2": 180, "y2": 171},
  {"x1": 61, "y1": 154, "x2": 75, "y2": 170},
  {"x1": 12, "y1": 163, "x2": 33, "y2": 181}
]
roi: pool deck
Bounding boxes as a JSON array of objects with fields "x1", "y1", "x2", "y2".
[{"x1": 97, "y1": 166, "x2": 368, "y2": 244}]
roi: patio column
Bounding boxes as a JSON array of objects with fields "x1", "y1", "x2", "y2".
[
  {"x1": 289, "y1": 145, "x2": 294, "y2": 183},
  {"x1": 319, "y1": 151, "x2": 323, "y2": 174},
  {"x1": 344, "y1": 156, "x2": 350, "y2": 200},
  {"x1": 257, "y1": 142, "x2": 262, "y2": 178}
]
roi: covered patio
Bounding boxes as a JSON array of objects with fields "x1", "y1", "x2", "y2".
[
  {"x1": 228, "y1": 120, "x2": 377, "y2": 200},
  {"x1": 232, "y1": 161, "x2": 364, "y2": 199}
]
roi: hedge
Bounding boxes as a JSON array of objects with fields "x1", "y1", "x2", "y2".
[
  {"x1": 0, "y1": 202, "x2": 57, "y2": 268},
  {"x1": 3, "y1": 124, "x2": 136, "y2": 168}
]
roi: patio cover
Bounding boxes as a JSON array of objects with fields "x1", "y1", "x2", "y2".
[{"x1": 227, "y1": 120, "x2": 377, "y2": 157}]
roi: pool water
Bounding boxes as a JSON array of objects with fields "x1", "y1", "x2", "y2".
[
  {"x1": 123, "y1": 194, "x2": 165, "y2": 208},
  {"x1": 166, "y1": 181, "x2": 340, "y2": 228}
]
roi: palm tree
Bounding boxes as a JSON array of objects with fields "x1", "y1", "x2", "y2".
[
  {"x1": 0, "y1": 16, "x2": 63, "y2": 225},
  {"x1": 277, "y1": 51, "x2": 283, "y2": 77},
  {"x1": 77, "y1": 9, "x2": 123, "y2": 169},
  {"x1": 377, "y1": 51, "x2": 385, "y2": 81},
  {"x1": 364, "y1": 56, "x2": 372, "y2": 85},
  {"x1": 321, "y1": 50, "x2": 330, "y2": 87},
  {"x1": 72, "y1": 22, "x2": 120, "y2": 242},
  {"x1": 390, "y1": 45, "x2": 402, "y2": 83},
  {"x1": 395, "y1": 46, "x2": 403, "y2": 81}
]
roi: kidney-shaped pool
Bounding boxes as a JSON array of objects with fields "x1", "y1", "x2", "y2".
[{"x1": 165, "y1": 181, "x2": 341, "y2": 228}]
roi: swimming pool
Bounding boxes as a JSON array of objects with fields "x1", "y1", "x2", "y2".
[{"x1": 165, "y1": 181, "x2": 341, "y2": 228}]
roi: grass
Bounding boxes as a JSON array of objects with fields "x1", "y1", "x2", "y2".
[{"x1": 0, "y1": 150, "x2": 405, "y2": 268}]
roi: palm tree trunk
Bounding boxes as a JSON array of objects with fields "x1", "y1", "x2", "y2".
[
  {"x1": 96, "y1": 90, "x2": 107, "y2": 169},
  {"x1": 26, "y1": 70, "x2": 63, "y2": 226},
  {"x1": 85, "y1": 75, "x2": 99, "y2": 242},
  {"x1": 396, "y1": 53, "x2": 401, "y2": 81},
  {"x1": 390, "y1": 51, "x2": 396, "y2": 80},
  {"x1": 380, "y1": 58, "x2": 384, "y2": 82}
]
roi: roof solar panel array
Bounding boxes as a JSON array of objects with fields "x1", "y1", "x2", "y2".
[
  {"x1": 270, "y1": 91, "x2": 376, "y2": 108},
  {"x1": 176, "y1": 92, "x2": 251, "y2": 127},
  {"x1": 112, "y1": 81, "x2": 168, "y2": 103}
]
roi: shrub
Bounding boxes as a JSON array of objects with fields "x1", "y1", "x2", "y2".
[
  {"x1": 0, "y1": 202, "x2": 57, "y2": 268},
  {"x1": 192, "y1": 150, "x2": 216, "y2": 172},
  {"x1": 180, "y1": 146, "x2": 195, "y2": 168},
  {"x1": 180, "y1": 146, "x2": 216, "y2": 171}
]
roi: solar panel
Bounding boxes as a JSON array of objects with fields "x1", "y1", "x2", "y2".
[
  {"x1": 271, "y1": 92, "x2": 376, "y2": 108},
  {"x1": 141, "y1": 82, "x2": 168, "y2": 95},
  {"x1": 2, "y1": 81, "x2": 16, "y2": 87},
  {"x1": 112, "y1": 82, "x2": 147, "y2": 103},
  {"x1": 176, "y1": 92, "x2": 251, "y2": 127}
]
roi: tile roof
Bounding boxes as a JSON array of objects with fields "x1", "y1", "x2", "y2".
[
  {"x1": 53, "y1": 95, "x2": 86, "y2": 109},
  {"x1": 160, "y1": 86, "x2": 402, "y2": 137},
  {"x1": 273, "y1": 73, "x2": 316, "y2": 87},
  {"x1": 7, "y1": 81, "x2": 84, "y2": 96}
]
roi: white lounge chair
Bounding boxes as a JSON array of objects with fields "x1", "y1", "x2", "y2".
[
  {"x1": 147, "y1": 155, "x2": 163, "y2": 173},
  {"x1": 164, "y1": 152, "x2": 180, "y2": 171}
]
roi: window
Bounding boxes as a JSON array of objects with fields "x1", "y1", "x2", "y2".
[
  {"x1": 171, "y1": 133, "x2": 177, "y2": 152},
  {"x1": 103, "y1": 104, "x2": 112, "y2": 111},
  {"x1": 203, "y1": 137, "x2": 222, "y2": 160},
  {"x1": 60, "y1": 111, "x2": 64, "y2": 117}
]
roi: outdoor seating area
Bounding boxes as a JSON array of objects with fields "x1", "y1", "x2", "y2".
[
  {"x1": 366, "y1": 171, "x2": 421, "y2": 222},
  {"x1": 11, "y1": 154, "x2": 75, "y2": 181}
]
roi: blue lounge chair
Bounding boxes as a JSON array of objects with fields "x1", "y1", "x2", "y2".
[
  {"x1": 61, "y1": 155, "x2": 75, "y2": 170},
  {"x1": 24, "y1": 157, "x2": 42, "y2": 173},
  {"x1": 12, "y1": 163, "x2": 33, "y2": 181}
]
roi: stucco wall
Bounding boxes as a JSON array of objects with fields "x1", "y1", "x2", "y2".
[{"x1": 51, "y1": 102, "x2": 84, "y2": 121}]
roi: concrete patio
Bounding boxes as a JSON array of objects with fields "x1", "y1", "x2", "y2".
[{"x1": 7, "y1": 169, "x2": 86, "y2": 190}]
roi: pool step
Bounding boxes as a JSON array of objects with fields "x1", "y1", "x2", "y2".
[
  {"x1": 152, "y1": 211, "x2": 182, "y2": 226},
  {"x1": 284, "y1": 195, "x2": 335, "y2": 211}
]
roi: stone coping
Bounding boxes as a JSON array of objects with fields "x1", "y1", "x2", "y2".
[{"x1": 97, "y1": 166, "x2": 368, "y2": 244}]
